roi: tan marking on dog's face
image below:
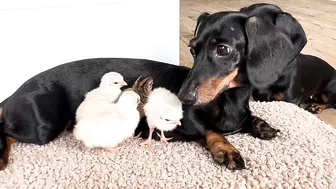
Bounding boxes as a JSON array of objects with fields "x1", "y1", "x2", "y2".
[
  {"x1": 196, "y1": 68, "x2": 239, "y2": 105},
  {"x1": 229, "y1": 72, "x2": 244, "y2": 88},
  {"x1": 0, "y1": 107, "x2": 2, "y2": 118}
]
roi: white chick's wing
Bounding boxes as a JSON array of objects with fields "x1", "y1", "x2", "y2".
[
  {"x1": 75, "y1": 87, "x2": 121, "y2": 122},
  {"x1": 74, "y1": 104, "x2": 140, "y2": 148},
  {"x1": 74, "y1": 113, "x2": 127, "y2": 148},
  {"x1": 85, "y1": 87, "x2": 121, "y2": 103}
]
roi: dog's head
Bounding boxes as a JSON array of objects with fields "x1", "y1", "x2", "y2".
[{"x1": 178, "y1": 4, "x2": 307, "y2": 105}]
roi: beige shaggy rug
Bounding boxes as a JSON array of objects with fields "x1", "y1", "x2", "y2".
[{"x1": 0, "y1": 102, "x2": 335, "y2": 188}]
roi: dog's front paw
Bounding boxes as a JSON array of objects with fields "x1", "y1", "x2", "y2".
[
  {"x1": 210, "y1": 143, "x2": 245, "y2": 170},
  {"x1": 251, "y1": 117, "x2": 280, "y2": 140},
  {"x1": 306, "y1": 104, "x2": 324, "y2": 114}
]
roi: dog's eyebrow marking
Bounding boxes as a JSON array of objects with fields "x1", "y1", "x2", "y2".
[
  {"x1": 230, "y1": 27, "x2": 235, "y2": 31},
  {"x1": 211, "y1": 38, "x2": 217, "y2": 44}
]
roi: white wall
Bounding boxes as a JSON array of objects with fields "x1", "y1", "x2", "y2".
[{"x1": 0, "y1": 0, "x2": 180, "y2": 101}]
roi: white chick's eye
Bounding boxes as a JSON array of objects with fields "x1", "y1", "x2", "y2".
[
  {"x1": 114, "y1": 82, "x2": 118, "y2": 84},
  {"x1": 165, "y1": 119, "x2": 170, "y2": 121}
]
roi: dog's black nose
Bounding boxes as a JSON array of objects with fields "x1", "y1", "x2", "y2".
[{"x1": 178, "y1": 91, "x2": 197, "y2": 105}]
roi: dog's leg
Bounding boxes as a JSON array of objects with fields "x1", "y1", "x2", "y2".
[
  {"x1": 0, "y1": 135, "x2": 17, "y2": 171},
  {"x1": 0, "y1": 107, "x2": 8, "y2": 170},
  {"x1": 242, "y1": 115, "x2": 280, "y2": 140},
  {"x1": 0, "y1": 131, "x2": 7, "y2": 170},
  {"x1": 65, "y1": 120, "x2": 76, "y2": 132},
  {"x1": 4, "y1": 91, "x2": 71, "y2": 145},
  {"x1": 204, "y1": 130, "x2": 245, "y2": 170},
  {"x1": 283, "y1": 70, "x2": 304, "y2": 104},
  {"x1": 305, "y1": 89, "x2": 335, "y2": 114},
  {"x1": 306, "y1": 103, "x2": 333, "y2": 114}
]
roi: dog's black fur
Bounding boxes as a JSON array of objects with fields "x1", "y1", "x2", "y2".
[{"x1": 240, "y1": 4, "x2": 336, "y2": 113}]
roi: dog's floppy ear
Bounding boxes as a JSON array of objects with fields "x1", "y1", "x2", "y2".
[
  {"x1": 240, "y1": 4, "x2": 307, "y2": 59},
  {"x1": 275, "y1": 13, "x2": 307, "y2": 55},
  {"x1": 245, "y1": 16, "x2": 296, "y2": 88},
  {"x1": 194, "y1": 12, "x2": 210, "y2": 37}
]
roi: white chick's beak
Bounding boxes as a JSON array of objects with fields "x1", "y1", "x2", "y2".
[
  {"x1": 173, "y1": 120, "x2": 181, "y2": 126},
  {"x1": 119, "y1": 81, "x2": 128, "y2": 87}
]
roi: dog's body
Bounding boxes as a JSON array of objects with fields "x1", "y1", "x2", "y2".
[
  {"x1": 240, "y1": 3, "x2": 336, "y2": 113},
  {"x1": 252, "y1": 54, "x2": 336, "y2": 113}
]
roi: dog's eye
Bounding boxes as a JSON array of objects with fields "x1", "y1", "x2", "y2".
[
  {"x1": 216, "y1": 44, "x2": 231, "y2": 56},
  {"x1": 165, "y1": 119, "x2": 170, "y2": 121},
  {"x1": 114, "y1": 82, "x2": 118, "y2": 84},
  {"x1": 189, "y1": 47, "x2": 196, "y2": 56}
]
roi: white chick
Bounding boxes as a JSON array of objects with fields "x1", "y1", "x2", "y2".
[
  {"x1": 75, "y1": 72, "x2": 127, "y2": 122},
  {"x1": 141, "y1": 87, "x2": 183, "y2": 146},
  {"x1": 73, "y1": 90, "x2": 141, "y2": 152}
]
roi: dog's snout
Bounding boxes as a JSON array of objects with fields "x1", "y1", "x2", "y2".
[{"x1": 178, "y1": 88, "x2": 198, "y2": 105}]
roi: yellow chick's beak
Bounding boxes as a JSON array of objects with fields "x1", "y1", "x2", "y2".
[
  {"x1": 120, "y1": 81, "x2": 128, "y2": 86},
  {"x1": 174, "y1": 120, "x2": 182, "y2": 126}
]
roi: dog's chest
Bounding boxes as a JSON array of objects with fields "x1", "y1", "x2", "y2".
[{"x1": 197, "y1": 101, "x2": 223, "y2": 124}]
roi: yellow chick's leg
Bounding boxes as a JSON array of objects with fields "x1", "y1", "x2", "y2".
[
  {"x1": 141, "y1": 127, "x2": 155, "y2": 146},
  {"x1": 127, "y1": 132, "x2": 142, "y2": 140},
  {"x1": 158, "y1": 130, "x2": 173, "y2": 144},
  {"x1": 104, "y1": 146, "x2": 123, "y2": 153}
]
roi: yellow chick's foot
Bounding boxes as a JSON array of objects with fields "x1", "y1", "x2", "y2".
[
  {"x1": 140, "y1": 127, "x2": 155, "y2": 146},
  {"x1": 104, "y1": 146, "x2": 123, "y2": 153},
  {"x1": 157, "y1": 130, "x2": 173, "y2": 144},
  {"x1": 127, "y1": 132, "x2": 142, "y2": 140},
  {"x1": 140, "y1": 138, "x2": 153, "y2": 146}
]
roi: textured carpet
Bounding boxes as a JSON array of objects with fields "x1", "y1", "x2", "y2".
[{"x1": 1, "y1": 102, "x2": 336, "y2": 188}]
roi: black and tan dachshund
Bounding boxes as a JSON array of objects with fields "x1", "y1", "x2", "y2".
[
  {"x1": 240, "y1": 4, "x2": 336, "y2": 114},
  {"x1": 0, "y1": 3, "x2": 303, "y2": 171}
]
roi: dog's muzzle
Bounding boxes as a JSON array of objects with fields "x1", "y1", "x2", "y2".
[{"x1": 178, "y1": 80, "x2": 200, "y2": 105}]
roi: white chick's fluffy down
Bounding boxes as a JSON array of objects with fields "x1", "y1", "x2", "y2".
[
  {"x1": 144, "y1": 87, "x2": 183, "y2": 131},
  {"x1": 75, "y1": 72, "x2": 127, "y2": 122},
  {"x1": 73, "y1": 90, "x2": 140, "y2": 148}
]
